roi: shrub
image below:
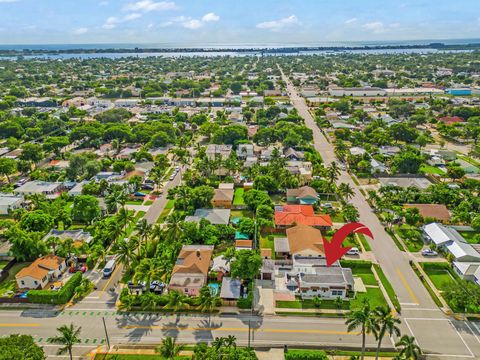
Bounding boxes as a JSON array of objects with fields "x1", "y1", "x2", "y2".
[
  {"x1": 285, "y1": 350, "x2": 329, "y2": 360},
  {"x1": 340, "y1": 259, "x2": 372, "y2": 269},
  {"x1": 27, "y1": 272, "x2": 82, "y2": 304}
]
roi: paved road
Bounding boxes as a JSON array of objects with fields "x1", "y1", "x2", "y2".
[
  {"x1": 279, "y1": 66, "x2": 480, "y2": 359},
  {"x1": 143, "y1": 166, "x2": 183, "y2": 225}
]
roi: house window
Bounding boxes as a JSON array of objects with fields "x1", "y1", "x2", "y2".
[
  {"x1": 332, "y1": 290, "x2": 343, "y2": 296},
  {"x1": 184, "y1": 288, "x2": 189, "y2": 294},
  {"x1": 21, "y1": 280, "x2": 25, "y2": 285},
  {"x1": 34, "y1": 281, "x2": 38, "y2": 285}
]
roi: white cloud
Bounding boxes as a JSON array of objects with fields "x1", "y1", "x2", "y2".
[
  {"x1": 182, "y1": 19, "x2": 202, "y2": 30},
  {"x1": 0, "y1": 0, "x2": 20, "y2": 3},
  {"x1": 363, "y1": 21, "x2": 386, "y2": 34},
  {"x1": 73, "y1": 27, "x2": 89, "y2": 35},
  {"x1": 124, "y1": 13, "x2": 142, "y2": 21},
  {"x1": 256, "y1": 15, "x2": 300, "y2": 32},
  {"x1": 123, "y1": 0, "x2": 176, "y2": 12},
  {"x1": 345, "y1": 18, "x2": 357, "y2": 25},
  {"x1": 102, "y1": 13, "x2": 142, "y2": 29},
  {"x1": 202, "y1": 12, "x2": 219, "y2": 22}
]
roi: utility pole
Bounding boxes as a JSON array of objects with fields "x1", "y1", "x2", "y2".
[
  {"x1": 102, "y1": 317, "x2": 111, "y2": 350},
  {"x1": 248, "y1": 319, "x2": 251, "y2": 348}
]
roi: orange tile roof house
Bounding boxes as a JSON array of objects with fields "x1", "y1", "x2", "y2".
[
  {"x1": 274, "y1": 225, "x2": 326, "y2": 258},
  {"x1": 168, "y1": 245, "x2": 214, "y2": 297},
  {"x1": 16, "y1": 255, "x2": 66, "y2": 290},
  {"x1": 403, "y1": 204, "x2": 451, "y2": 223},
  {"x1": 275, "y1": 205, "x2": 332, "y2": 229},
  {"x1": 212, "y1": 183, "x2": 234, "y2": 209}
]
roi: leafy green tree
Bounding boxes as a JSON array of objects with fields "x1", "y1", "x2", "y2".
[
  {"x1": 230, "y1": 250, "x2": 263, "y2": 281},
  {"x1": 0, "y1": 334, "x2": 45, "y2": 360},
  {"x1": 244, "y1": 189, "x2": 273, "y2": 211},
  {"x1": 72, "y1": 195, "x2": 100, "y2": 224},
  {"x1": 20, "y1": 210, "x2": 53, "y2": 233},
  {"x1": 20, "y1": 143, "x2": 44, "y2": 169},
  {"x1": 164, "y1": 290, "x2": 190, "y2": 311},
  {"x1": 50, "y1": 323, "x2": 82, "y2": 360},
  {"x1": 0, "y1": 157, "x2": 17, "y2": 182}
]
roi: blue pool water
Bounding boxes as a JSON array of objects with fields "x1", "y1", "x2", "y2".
[{"x1": 208, "y1": 283, "x2": 220, "y2": 295}]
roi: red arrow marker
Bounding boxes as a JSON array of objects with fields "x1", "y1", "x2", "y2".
[{"x1": 323, "y1": 222, "x2": 374, "y2": 266}]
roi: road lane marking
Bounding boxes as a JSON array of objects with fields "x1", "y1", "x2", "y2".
[
  {"x1": 396, "y1": 268, "x2": 419, "y2": 304},
  {"x1": 465, "y1": 322, "x2": 480, "y2": 345},
  {"x1": 121, "y1": 325, "x2": 358, "y2": 335},
  {"x1": 0, "y1": 323, "x2": 40, "y2": 327}
]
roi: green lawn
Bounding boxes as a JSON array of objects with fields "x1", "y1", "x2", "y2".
[
  {"x1": 458, "y1": 231, "x2": 480, "y2": 244},
  {"x1": 157, "y1": 200, "x2": 175, "y2": 223},
  {"x1": 352, "y1": 287, "x2": 388, "y2": 309},
  {"x1": 0, "y1": 261, "x2": 9, "y2": 270},
  {"x1": 357, "y1": 234, "x2": 372, "y2": 251},
  {"x1": 259, "y1": 234, "x2": 276, "y2": 259},
  {"x1": 230, "y1": 210, "x2": 254, "y2": 219},
  {"x1": 420, "y1": 165, "x2": 445, "y2": 175},
  {"x1": 233, "y1": 188, "x2": 245, "y2": 206},
  {"x1": 351, "y1": 267, "x2": 377, "y2": 286},
  {"x1": 394, "y1": 225, "x2": 424, "y2": 252},
  {"x1": 373, "y1": 264, "x2": 401, "y2": 312},
  {"x1": 126, "y1": 200, "x2": 144, "y2": 205},
  {"x1": 424, "y1": 268, "x2": 457, "y2": 291},
  {"x1": 0, "y1": 262, "x2": 31, "y2": 296},
  {"x1": 144, "y1": 200, "x2": 154, "y2": 206}
]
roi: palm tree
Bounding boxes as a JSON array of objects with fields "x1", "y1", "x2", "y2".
[
  {"x1": 164, "y1": 290, "x2": 190, "y2": 312},
  {"x1": 197, "y1": 286, "x2": 221, "y2": 314},
  {"x1": 339, "y1": 182, "x2": 355, "y2": 202},
  {"x1": 135, "y1": 218, "x2": 152, "y2": 246},
  {"x1": 345, "y1": 300, "x2": 379, "y2": 360},
  {"x1": 156, "y1": 336, "x2": 184, "y2": 359},
  {"x1": 164, "y1": 212, "x2": 184, "y2": 242},
  {"x1": 113, "y1": 237, "x2": 139, "y2": 271},
  {"x1": 374, "y1": 306, "x2": 401, "y2": 360},
  {"x1": 396, "y1": 335, "x2": 422, "y2": 360},
  {"x1": 140, "y1": 292, "x2": 164, "y2": 311},
  {"x1": 326, "y1": 161, "x2": 341, "y2": 185},
  {"x1": 133, "y1": 258, "x2": 164, "y2": 287},
  {"x1": 50, "y1": 323, "x2": 82, "y2": 360},
  {"x1": 105, "y1": 187, "x2": 129, "y2": 213},
  {"x1": 224, "y1": 335, "x2": 237, "y2": 349},
  {"x1": 117, "y1": 207, "x2": 134, "y2": 232}
]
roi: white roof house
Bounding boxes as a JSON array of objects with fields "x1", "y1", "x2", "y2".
[
  {"x1": 14, "y1": 181, "x2": 63, "y2": 199},
  {"x1": 423, "y1": 223, "x2": 480, "y2": 262},
  {"x1": 0, "y1": 195, "x2": 23, "y2": 215},
  {"x1": 453, "y1": 262, "x2": 480, "y2": 280},
  {"x1": 474, "y1": 267, "x2": 480, "y2": 286}
]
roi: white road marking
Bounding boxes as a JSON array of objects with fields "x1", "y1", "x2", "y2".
[{"x1": 465, "y1": 322, "x2": 480, "y2": 345}]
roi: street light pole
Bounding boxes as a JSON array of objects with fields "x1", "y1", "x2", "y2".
[{"x1": 102, "y1": 317, "x2": 111, "y2": 350}]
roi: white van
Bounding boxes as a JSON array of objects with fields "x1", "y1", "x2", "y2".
[{"x1": 103, "y1": 259, "x2": 116, "y2": 277}]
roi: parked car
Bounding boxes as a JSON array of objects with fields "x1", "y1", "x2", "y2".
[
  {"x1": 69, "y1": 265, "x2": 87, "y2": 273},
  {"x1": 141, "y1": 184, "x2": 154, "y2": 190},
  {"x1": 149, "y1": 280, "x2": 166, "y2": 293},
  {"x1": 421, "y1": 249, "x2": 438, "y2": 257},
  {"x1": 169, "y1": 175, "x2": 175, "y2": 181},
  {"x1": 346, "y1": 247, "x2": 360, "y2": 255},
  {"x1": 322, "y1": 203, "x2": 333, "y2": 209}
]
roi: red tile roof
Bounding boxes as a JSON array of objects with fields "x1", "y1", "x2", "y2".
[
  {"x1": 275, "y1": 205, "x2": 333, "y2": 227},
  {"x1": 438, "y1": 116, "x2": 464, "y2": 125}
]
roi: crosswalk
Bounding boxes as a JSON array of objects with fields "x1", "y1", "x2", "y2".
[{"x1": 33, "y1": 335, "x2": 106, "y2": 345}]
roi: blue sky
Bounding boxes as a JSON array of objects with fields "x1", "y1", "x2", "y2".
[{"x1": 0, "y1": 0, "x2": 479, "y2": 45}]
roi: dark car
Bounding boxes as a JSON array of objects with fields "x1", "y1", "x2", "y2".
[{"x1": 141, "y1": 184, "x2": 154, "y2": 190}]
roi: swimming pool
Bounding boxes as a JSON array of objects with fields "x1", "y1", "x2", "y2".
[{"x1": 208, "y1": 283, "x2": 220, "y2": 295}]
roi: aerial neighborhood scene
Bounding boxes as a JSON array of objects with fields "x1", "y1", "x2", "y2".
[{"x1": 0, "y1": 0, "x2": 480, "y2": 359}]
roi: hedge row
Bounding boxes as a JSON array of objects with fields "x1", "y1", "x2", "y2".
[
  {"x1": 421, "y1": 262, "x2": 451, "y2": 270},
  {"x1": 340, "y1": 259, "x2": 372, "y2": 269},
  {"x1": 285, "y1": 350, "x2": 328, "y2": 360},
  {"x1": 27, "y1": 272, "x2": 82, "y2": 304}
]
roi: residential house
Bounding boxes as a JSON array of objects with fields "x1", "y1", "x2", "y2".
[
  {"x1": 185, "y1": 209, "x2": 231, "y2": 225},
  {"x1": 15, "y1": 255, "x2": 66, "y2": 290},
  {"x1": 284, "y1": 148, "x2": 305, "y2": 161},
  {"x1": 370, "y1": 159, "x2": 388, "y2": 174},
  {"x1": 378, "y1": 146, "x2": 401, "y2": 157},
  {"x1": 0, "y1": 195, "x2": 23, "y2": 215},
  {"x1": 378, "y1": 177, "x2": 432, "y2": 189},
  {"x1": 403, "y1": 204, "x2": 451, "y2": 223},
  {"x1": 453, "y1": 262, "x2": 480, "y2": 282},
  {"x1": 275, "y1": 205, "x2": 332, "y2": 230},
  {"x1": 206, "y1": 144, "x2": 232, "y2": 161},
  {"x1": 212, "y1": 183, "x2": 234, "y2": 209},
  {"x1": 236, "y1": 144, "x2": 254, "y2": 159},
  {"x1": 168, "y1": 245, "x2": 214, "y2": 296},
  {"x1": 220, "y1": 277, "x2": 242, "y2": 301},
  {"x1": 286, "y1": 161, "x2": 312, "y2": 183},
  {"x1": 274, "y1": 224, "x2": 326, "y2": 258},
  {"x1": 438, "y1": 116, "x2": 464, "y2": 125},
  {"x1": 423, "y1": 223, "x2": 480, "y2": 262},
  {"x1": 235, "y1": 240, "x2": 253, "y2": 251},
  {"x1": 42, "y1": 229, "x2": 93, "y2": 248},
  {"x1": 285, "y1": 256, "x2": 354, "y2": 299},
  {"x1": 14, "y1": 181, "x2": 64, "y2": 199},
  {"x1": 286, "y1": 186, "x2": 319, "y2": 205},
  {"x1": 349, "y1": 147, "x2": 367, "y2": 156},
  {"x1": 329, "y1": 87, "x2": 387, "y2": 97}
]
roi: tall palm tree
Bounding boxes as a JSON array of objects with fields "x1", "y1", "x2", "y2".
[
  {"x1": 113, "y1": 237, "x2": 139, "y2": 271},
  {"x1": 105, "y1": 188, "x2": 129, "y2": 213},
  {"x1": 339, "y1": 183, "x2": 355, "y2": 202},
  {"x1": 197, "y1": 285, "x2": 221, "y2": 314},
  {"x1": 156, "y1": 336, "x2": 184, "y2": 360},
  {"x1": 345, "y1": 300, "x2": 379, "y2": 360},
  {"x1": 135, "y1": 218, "x2": 152, "y2": 246},
  {"x1": 50, "y1": 323, "x2": 81, "y2": 360},
  {"x1": 164, "y1": 290, "x2": 190, "y2": 312},
  {"x1": 164, "y1": 212, "x2": 184, "y2": 242},
  {"x1": 140, "y1": 291, "x2": 164, "y2": 311},
  {"x1": 374, "y1": 306, "x2": 401, "y2": 360},
  {"x1": 396, "y1": 335, "x2": 422, "y2": 360},
  {"x1": 326, "y1": 161, "x2": 341, "y2": 184},
  {"x1": 117, "y1": 207, "x2": 134, "y2": 232},
  {"x1": 224, "y1": 335, "x2": 237, "y2": 349}
]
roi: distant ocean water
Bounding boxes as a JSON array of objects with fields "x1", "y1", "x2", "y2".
[{"x1": 0, "y1": 38, "x2": 479, "y2": 51}]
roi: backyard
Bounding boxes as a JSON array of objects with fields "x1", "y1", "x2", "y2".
[
  {"x1": 233, "y1": 188, "x2": 245, "y2": 206},
  {"x1": 421, "y1": 263, "x2": 458, "y2": 292},
  {"x1": 458, "y1": 230, "x2": 480, "y2": 244},
  {"x1": 0, "y1": 262, "x2": 31, "y2": 297}
]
